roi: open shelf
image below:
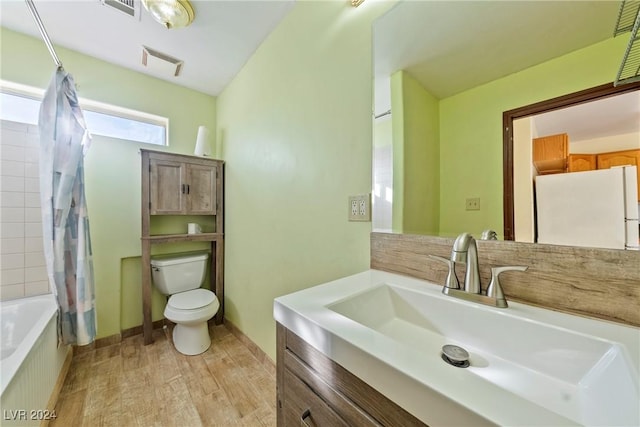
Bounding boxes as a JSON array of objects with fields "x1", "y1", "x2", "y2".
[{"x1": 142, "y1": 232, "x2": 224, "y2": 244}]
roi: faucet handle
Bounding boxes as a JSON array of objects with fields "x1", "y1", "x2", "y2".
[
  {"x1": 429, "y1": 255, "x2": 460, "y2": 290},
  {"x1": 487, "y1": 266, "x2": 528, "y2": 308},
  {"x1": 480, "y1": 229, "x2": 498, "y2": 240}
]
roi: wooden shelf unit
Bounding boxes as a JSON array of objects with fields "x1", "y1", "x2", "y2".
[{"x1": 141, "y1": 149, "x2": 225, "y2": 345}]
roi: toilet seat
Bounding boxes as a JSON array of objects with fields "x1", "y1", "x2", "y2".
[
  {"x1": 164, "y1": 289, "x2": 219, "y2": 326},
  {"x1": 168, "y1": 288, "x2": 216, "y2": 310}
]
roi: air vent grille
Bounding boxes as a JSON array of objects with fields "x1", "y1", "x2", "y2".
[
  {"x1": 142, "y1": 46, "x2": 184, "y2": 77},
  {"x1": 102, "y1": 0, "x2": 138, "y2": 18}
]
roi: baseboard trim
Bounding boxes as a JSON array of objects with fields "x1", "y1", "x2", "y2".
[
  {"x1": 224, "y1": 319, "x2": 275, "y2": 376},
  {"x1": 40, "y1": 346, "x2": 72, "y2": 427},
  {"x1": 71, "y1": 320, "x2": 273, "y2": 376},
  {"x1": 74, "y1": 320, "x2": 167, "y2": 355}
]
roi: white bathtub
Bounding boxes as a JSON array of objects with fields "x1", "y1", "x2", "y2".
[{"x1": 0, "y1": 294, "x2": 70, "y2": 426}]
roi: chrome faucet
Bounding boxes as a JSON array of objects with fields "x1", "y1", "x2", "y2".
[
  {"x1": 430, "y1": 232, "x2": 528, "y2": 308},
  {"x1": 451, "y1": 232, "x2": 481, "y2": 294}
]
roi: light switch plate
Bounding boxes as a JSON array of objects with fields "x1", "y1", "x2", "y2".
[{"x1": 349, "y1": 194, "x2": 371, "y2": 221}]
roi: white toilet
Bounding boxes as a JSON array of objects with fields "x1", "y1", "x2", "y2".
[{"x1": 150, "y1": 251, "x2": 220, "y2": 355}]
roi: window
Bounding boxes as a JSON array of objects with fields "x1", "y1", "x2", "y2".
[{"x1": 0, "y1": 80, "x2": 168, "y2": 146}]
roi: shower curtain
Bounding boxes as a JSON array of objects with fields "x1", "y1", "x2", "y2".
[{"x1": 38, "y1": 68, "x2": 96, "y2": 346}]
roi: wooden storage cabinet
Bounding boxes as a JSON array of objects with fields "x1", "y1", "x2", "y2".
[
  {"x1": 141, "y1": 149, "x2": 225, "y2": 345},
  {"x1": 149, "y1": 157, "x2": 217, "y2": 215},
  {"x1": 276, "y1": 323, "x2": 425, "y2": 427}
]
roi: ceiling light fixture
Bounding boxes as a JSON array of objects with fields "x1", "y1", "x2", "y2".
[
  {"x1": 141, "y1": 0, "x2": 195, "y2": 29},
  {"x1": 351, "y1": 0, "x2": 365, "y2": 7}
]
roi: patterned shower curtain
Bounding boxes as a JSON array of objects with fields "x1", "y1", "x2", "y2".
[{"x1": 38, "y1": 68, "x2": 96, "y2": 346}]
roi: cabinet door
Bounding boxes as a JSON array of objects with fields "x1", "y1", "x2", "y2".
[
  {"x1": 568, "y1": 154, "x2": 596, "y2": 172},
  {"x1": 597, "y1": 149, "x2": 639, "y2": 169},
  {"x1": 597, "y1": 149, "x2": 640, "y2": 201},
  {"x1": 186, "y1": 163, "x2": 217, "y2": 215},
  {"x1": 150, "y1": 159, "x2": 185, "y2": 214},
  {"x1": 533, "y1": 133, "x2": 568, "y2": 174}
]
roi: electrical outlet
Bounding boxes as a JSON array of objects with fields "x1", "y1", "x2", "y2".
[
  {"x1": 465, "y1": 197, "x2": 480, "y2": 211},
  {"x1": 351, "y1": 200, "x2": 358, "y2": 216},
  {"x1": 349, "y1": 194, "x2": 371, "y2": 221}
]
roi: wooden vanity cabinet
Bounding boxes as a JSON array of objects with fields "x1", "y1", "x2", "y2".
[
  {"x1": 532, "y1": 133, "x2": 568, "y2": 174},
  {"x1": 141, "y1": 149, "x2": 225, "y2": 345},
  {"x1": 276, "y1": 323, "x2": 426, "y2": 427},
  {"x1": 568, "y1": 154, "x2": 596, "y2": 172}
]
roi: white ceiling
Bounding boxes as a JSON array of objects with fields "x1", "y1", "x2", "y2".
[
  {"x1": 373, "y1": 1, "x2": 639, "y2": 142},
  {"x1": 0, "y1": 0, "x2": 294, "y2": 96},
  {"x1": 533, "y1": 91, "x2": 640, "y2": 143},
  {"x1": 374, "y1": 1, "x2": 623, "y2": 111}
]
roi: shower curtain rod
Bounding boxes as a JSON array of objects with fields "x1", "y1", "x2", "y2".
[{"x1": 25, "y1": 0, "x2": 63, "y2": 68}]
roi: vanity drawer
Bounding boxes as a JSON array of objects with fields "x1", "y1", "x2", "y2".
[
  {"x1": 285, "y1": 349, "x2": 380, "y2": 426},
  {"x1": 279, "y1": 325, "x2": 426, "y2": 427},
  {"x1": 283, "y1": 369, "x2": 349, "y2": 427}
]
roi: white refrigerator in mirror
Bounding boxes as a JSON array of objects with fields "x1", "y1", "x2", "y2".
[{"x1": 535, "y1": 166, "x2": 639, "y2": 250}]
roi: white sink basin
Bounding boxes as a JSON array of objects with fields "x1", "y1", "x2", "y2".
[
  {"x1": 274, "y1": 270, "x2": 640, "y2": 426},
  {"x1": 328, "y1": 282, "x2": 639, "y2": 426}
]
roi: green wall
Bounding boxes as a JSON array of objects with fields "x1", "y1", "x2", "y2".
[
  {"x1": 1, "y1": 27, "x2": 216, "y2": 339},
  {"x1": 216, "y1": 0, "x2": 394, "y2": 361},
  {"x1": 396, "y1": 70, "x2": 440, "y2": 235},
  {"x1": 390, "y1": 71, "x2": 404, "y2": 232},
  {"x1": 438, "y1": 36, "x2": 628, "y2": 238}
]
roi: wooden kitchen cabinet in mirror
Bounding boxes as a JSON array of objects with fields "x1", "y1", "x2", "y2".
[
  {"x1": 568, "y1": 154, "x2": 597, "y2": 172},
  {"x1": 533, "y1": 133, "x2": 568, "y2": 174},
  {"x1": 597, "y1": 149, "x2": 640, "y2": 201}
]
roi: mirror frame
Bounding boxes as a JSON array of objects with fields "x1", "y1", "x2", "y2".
[{"x1": 502, "y1": 80, "x2": 640, "y2": 241}]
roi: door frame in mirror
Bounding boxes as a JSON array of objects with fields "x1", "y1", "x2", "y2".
[{"x1": 502, "y1": 80, "x2": 640, "y2": 241}]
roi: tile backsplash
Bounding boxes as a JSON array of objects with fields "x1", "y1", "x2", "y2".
[
  {"x1": 371, "y1": 232, "x2": 640, "y2": 327},
  {"x1": 0, "y1": 120, "x2": 49, "y2": 300}
]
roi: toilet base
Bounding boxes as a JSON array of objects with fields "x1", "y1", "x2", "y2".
[{"x1": 172, "y1": 322, "x2": 211, "y2": 355}]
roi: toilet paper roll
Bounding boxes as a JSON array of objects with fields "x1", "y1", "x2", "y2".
[
  {"x1": 187, "y1": 223, "x2": 202, "y2": 234},
  {"x1": 194, "y1": 126, "x2": 212, "y2": 157}
]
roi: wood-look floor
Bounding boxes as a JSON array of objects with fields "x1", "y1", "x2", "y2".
[{"x1": 50, "y1": 325, "x2": 276, "y2": 427}]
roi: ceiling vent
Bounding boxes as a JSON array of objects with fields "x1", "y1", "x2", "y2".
[
  {"x1": 101, "y1": 0, "x2": 140, "y2": 19},
  {"x1": 142, "y1": 46, "x2": 184, "y2": 77}
]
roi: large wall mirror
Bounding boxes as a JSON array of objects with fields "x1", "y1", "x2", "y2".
[{"x1": 372, "y1": 0, "x2": 640, "y2": 250}]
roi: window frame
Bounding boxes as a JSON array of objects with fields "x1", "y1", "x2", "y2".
[{"x1": 0, "y1": 79, "x2": 169, "y2": 147}]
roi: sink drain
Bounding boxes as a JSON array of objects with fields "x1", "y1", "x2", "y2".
[{"x1": 441, "y1": 344, "x2": 470, "y2": 368}]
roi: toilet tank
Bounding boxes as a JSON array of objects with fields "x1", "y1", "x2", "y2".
[{"x1": 150, "y1": 251, "x2": 209, "y2": 295}]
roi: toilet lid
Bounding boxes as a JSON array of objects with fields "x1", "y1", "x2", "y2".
[{"x1": 168, "y1": 289, "x2": 216, "y2": 310}]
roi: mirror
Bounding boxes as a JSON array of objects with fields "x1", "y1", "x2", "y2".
[{"x1": 372, "y1": 0, "x2": 640, "y2": 249}]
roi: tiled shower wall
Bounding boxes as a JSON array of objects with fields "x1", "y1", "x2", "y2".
[{"x1": 0, "y1": 119, "x2": 49, "y2": 301}]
